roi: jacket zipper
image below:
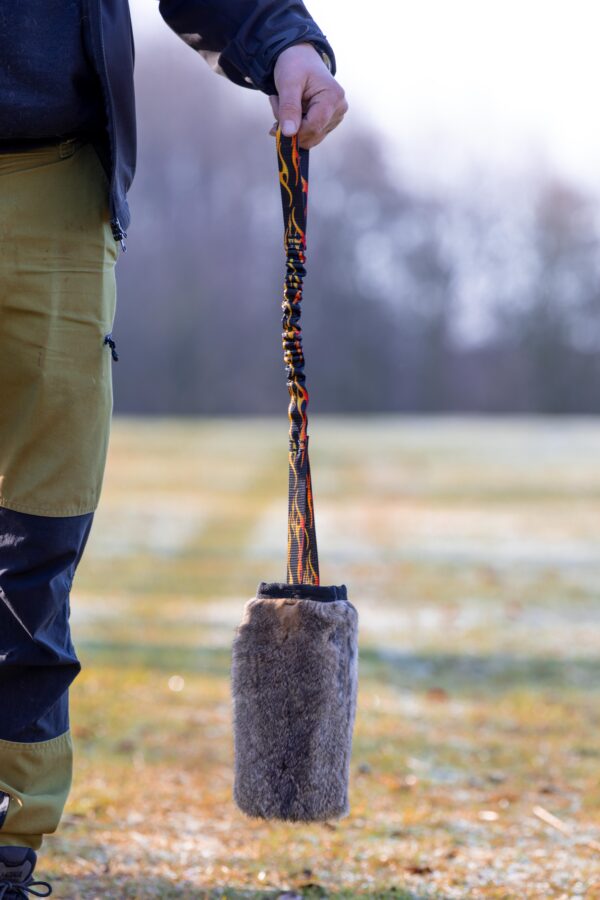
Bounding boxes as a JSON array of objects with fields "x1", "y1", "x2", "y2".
[
  {"x1": 88, "y1": 0, "x2": 127, "y2": 252},
  {"x1": 110, "y1": 217, "x2": 127, "y2": 253}
]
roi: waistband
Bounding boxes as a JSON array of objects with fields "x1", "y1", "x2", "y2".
[
  {"x1": 0, "y1": 134, "x2": 82, "y2": 154},
  {"x1": 0, "y1": 138, "x2": 87, "y2": 176}
]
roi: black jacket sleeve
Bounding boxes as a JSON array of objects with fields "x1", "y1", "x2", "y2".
[{"x1": 158, "y1": 0, "x2": 335, "y2": 95}]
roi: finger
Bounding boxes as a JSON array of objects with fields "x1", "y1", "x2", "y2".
[
  {"x1": 276, "y1": 78, "x2": 304, "y2": 136},
  {"x1": 268, "y1": 121, "x2": 278, "y2": 137},
  {"x1": 298, "y1": 87, "x2": 347, "y2": 146},
  {"x1": 298, "y1": 98, "x2": 335, "y2": 143},
  {"x1": 298, "y1": 97, "x2": 347, "y2": 149},
  {"x1": 269, "y1": 95, "x2": 279, "y2": 119},
  {"x1": 299, "y1": 109, "x2": 345, "y2": 149}
]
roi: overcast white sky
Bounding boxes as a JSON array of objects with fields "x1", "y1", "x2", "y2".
[{"x1": 133, "y1": 0, "x2": 600, "y2": 190}]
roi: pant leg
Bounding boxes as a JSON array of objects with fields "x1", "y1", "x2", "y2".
[
  {"x1": 0, "y1": 508, "x2": 93, "y2": 849},
  {"x1": 0, "y1": 139, "x2": 118, "y2": 849}
]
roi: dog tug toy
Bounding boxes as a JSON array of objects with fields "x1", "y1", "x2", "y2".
[{"x1": 231, "y1": 130, "x2": 359, "y2": 821}]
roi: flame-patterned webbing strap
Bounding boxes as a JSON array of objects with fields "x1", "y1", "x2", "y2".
[{"x1": 277, "y1": 129, "x2": 320, "y2": 586}]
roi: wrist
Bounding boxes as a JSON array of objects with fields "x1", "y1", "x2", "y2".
[
  {"x1": 277, "y1": 40, "x2": 332, "y2": 72},
  {"x1": 310, "y1": 43, "x2": 333, "y2": 72}
]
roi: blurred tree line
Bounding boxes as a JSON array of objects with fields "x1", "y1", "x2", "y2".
[{"x1": 114, "y1": 37, "x2": 600, "y2": 414}]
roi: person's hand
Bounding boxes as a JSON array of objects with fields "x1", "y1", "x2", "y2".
[{"x1": 269, "y1": 42, "x2": 348, "y2": 149}]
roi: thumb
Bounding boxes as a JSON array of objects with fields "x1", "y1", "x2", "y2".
[{"x1": 277, "y1": 78, "x2": 303, "y2": 136}]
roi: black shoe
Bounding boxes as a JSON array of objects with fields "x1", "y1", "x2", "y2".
[{"x1": 0, "y1": 847, "x2": 52, "y2": 897}]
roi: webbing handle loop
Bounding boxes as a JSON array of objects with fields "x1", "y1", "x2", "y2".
[{"x1": 277, "y1": 130, "x2": 320, "y2": 586}]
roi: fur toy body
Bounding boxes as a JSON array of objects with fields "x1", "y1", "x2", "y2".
[{"x1": 232, "y1": 584, "x2": 359, "y2": 821}]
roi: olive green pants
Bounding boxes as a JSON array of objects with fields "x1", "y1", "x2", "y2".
[
  {"x1": 0, "y1": 138, "x2": 118, "y2": 517},
  {"x1": 0, "y1": 139, "x2": 117, "y2": 849}
]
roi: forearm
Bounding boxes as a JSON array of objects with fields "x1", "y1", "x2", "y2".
[{"x1": 158, "y1": 0, "x2": 335, "y2": 93}]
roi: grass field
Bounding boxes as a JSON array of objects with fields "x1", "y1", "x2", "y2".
[{"x1": 43, "y1": 417, "x2": 600, "y2": 899}]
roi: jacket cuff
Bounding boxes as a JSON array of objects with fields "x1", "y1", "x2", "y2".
[{"x1": 220, "y1": 23, "x2": 336, "y2": 95}]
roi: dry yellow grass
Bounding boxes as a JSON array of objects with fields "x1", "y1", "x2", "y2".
[{"x1": 41, "y1": 417, "x2": 600, "y2": 898}]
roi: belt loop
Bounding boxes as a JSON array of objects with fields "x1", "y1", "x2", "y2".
[{"x1": 58, "y1": 137, "x2": 80, "y2": 160}]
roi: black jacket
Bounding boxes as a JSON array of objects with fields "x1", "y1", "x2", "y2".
[{"x1": 85, "y1": 0, "x2": 335, "y2": 244}]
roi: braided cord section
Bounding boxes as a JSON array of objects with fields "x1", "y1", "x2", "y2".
[{"x1": 277, "y1": 130, "x2": 320, "y2": 586}]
